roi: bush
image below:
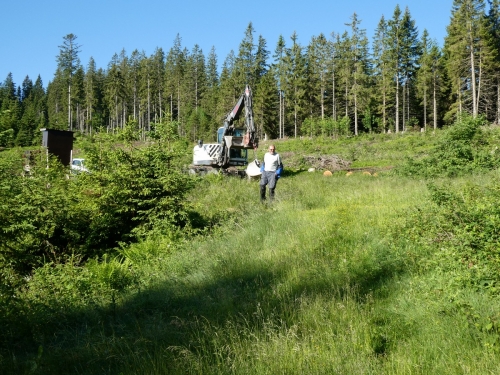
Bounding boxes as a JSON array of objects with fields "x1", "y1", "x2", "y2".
[
  {"x1": 398, "y1": 115, "x2": 500, "y2": 177},
  {"x1": 0, "y1": 125, "x2": 195, "y2": 274},
  {"x1": 401, "y1": 178, "x2": 500, "y2": 294}
]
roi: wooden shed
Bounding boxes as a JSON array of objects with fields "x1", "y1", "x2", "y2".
[{"x1": 40, "y1": 128, "x2": 74, "y2": 166}]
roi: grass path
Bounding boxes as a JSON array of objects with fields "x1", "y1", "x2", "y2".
[{"x1": 6, "y1": 171, "x2": 500, "y2": 374}]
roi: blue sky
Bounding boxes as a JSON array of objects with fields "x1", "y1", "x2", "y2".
[{"x1": 2, "y1": 0, "x2": 455, "y2": 89}]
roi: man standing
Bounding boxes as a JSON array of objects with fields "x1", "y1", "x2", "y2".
[{"x1": 260, "y1": 144, "x2": 283, "y2": 202}]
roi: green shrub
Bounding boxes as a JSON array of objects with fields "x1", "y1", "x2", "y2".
[
  {"x1": 0, "y1": 124, "x2": 195, "y2": 274},
  {"x1": 427, "y1": 181, "x2": 500, "y2": 291},
  {"x1": 398, "y1": 116, "x2": 500, "y2": 177}
]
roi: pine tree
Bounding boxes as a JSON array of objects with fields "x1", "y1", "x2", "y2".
[
  {"x1": 285, "y1": 31, "x2": 308, "y2": 137},
  {"x1": 128, "y1": 50, "x2": 145, "y2": 123},
  {"x1": 0, "y1": 73, "x2": 21, "y2": 145},
  {"x1": 21, "y1": 76, "x2": 33, "y2": 102},
  {"x1": 255, "y1": 68, "x2": 279, "y2": 139},
  {"x1": 184, "y1": 44, "x2": 207, "y2": 141},
  {"x1": 372, "y1": 16, "x2": 393, "y2": 132},
  {"x1": 336, "y1": 31, "x2": 352, "y2": 124},
  {"x1": 105, "y1": 53, "x2": 126, "y2": 131},
  {"x1": 486, "y1": 0, "x2": 500, "y2": 123},
  {"x1": 46, "y1": 69, "x2": 67, "y2": 129},
  {"x1": 235, "y1": 23, "x2": 256, "y2": 89},
  {"x1": 399, "y1": 7, "x2": 421, "y2": 130},
  {"x1": 387, "y1": 6, "x2": 404, "y2": 132},
  {"x1": 307, "y1": 33, "x2": 331, "y2": 121},
  {"x1": 273, "y1": 35, "x2": 286, "y2": 138},
  {"x1": 56, "y1": 33, "x2": 81, "y2": 130},
  {"x1": 151, "y1": 47, "x2": 165, "y2": 123},
  {"x1": 84, "y1": 57, "x2": 99, "y2": 133},
  {"x1": 254, "y1": 35, "x2": 269, "y2": 84},
  {"x1": 346, "y1": 13, "x2": 371, "y2": 135},
  {"x1": 218, "y1": 50, "x2": 240, "y2": 123},
  {"x1": 202, "y1": 46, "x2": 220, "y2": 137},
  {"x1": 30, "y1": 75, "x2": 48, "y2": 142},
  {"x1": 165, "y1": 34, "x2": 186, "y2": 131},
  {"x1": 15, "y1": 76, "x2": 34, "y2": 146},
  {"x1": 444, "y1": 0, "x2": 492, "y2": 119},
  {"x1": 416, "y1": 30, "x2": 444, "y2": 130},
  {"x1": 73, "y1": 66, "x2": 85, "y2": 132}
]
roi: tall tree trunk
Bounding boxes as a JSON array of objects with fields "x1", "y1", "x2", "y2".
[
  {"x1": 279, "y1": 92, "x2": 282, "y2": 138},
  {"x1": 395, "y1": 77, "x2": 400, "y2": 133},
  {"x1": 68, "y1": 84, "x2": 72, "y2": 130},
  {"x1": 148, "y1": 78, "x2": 151, "y2": 131},
  {"x1": 469, "y1": 31, "x2": 478, "y2": 117},
  {"x1": 354, "y1": 77, "x2": 358, "y2": 135},
  {"x1": 433, "y1": 75, "x2": 437, "y2": 130},
  {"x1": 497, "y1": 77, "x2": 500, "y2": 124},
  {"x1": 423, "y1": 87, "x2": 427, "y2": 131},
  {"x1": 332, "y1": 71, "x2": 336, "y2": 120}
]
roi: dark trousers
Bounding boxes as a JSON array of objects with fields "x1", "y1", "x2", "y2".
[{"x1": 260, "y1": 171, "x2": 277, "y2": 201}]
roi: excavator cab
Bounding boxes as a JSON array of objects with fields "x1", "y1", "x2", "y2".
[{"x1": 217, "y1": 127, "x2": 248, "y2": 166}]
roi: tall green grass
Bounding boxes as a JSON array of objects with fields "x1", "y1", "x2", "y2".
[{"x1": 3, "y1": 147, "x2": 500, "y2": 374}]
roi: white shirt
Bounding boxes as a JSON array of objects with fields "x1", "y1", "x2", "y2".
[{"x1": 263, "y1": 152, "x2": 282, "y2": 172}]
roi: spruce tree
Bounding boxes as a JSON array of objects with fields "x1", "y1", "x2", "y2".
[
  {"x1": 203, "y1": 46, "x2": 220, "y2": 137},
  {"x1": 164, "y1": 34, "x2": 185, "y2": 130},
  {"x1": 307, "y1": 33, "x2": 331, "y2": 121},
  {"x1": 218, "y1": 50, "x2": 238, "y2": 122},
  {"x1": 151, "y1": 48, "x2": 165, "y2": 123},
  {"x1": 273, "y1": 35, "x2": 286, "y2": 138},
  {"x1": 73, "y1": 66, "x2": 85, "y2": 132},
  {"x1": 46, "y1": 69, "x2": 67, "y2": 129},
  {"x1": 372, "y1": 16, "x2": 393, "y2": 132},
  {"x1": 235, "y1": 23, "x2": 256, "y2": 89},
  {"x1": 387, "y1": 5, "x2": 404, "y2": 132},
  {"x1": 56, "y1": 33, "x2": 81, "y2": 130},
  {"x1": 129, "y1": 50, "x2": 145, "y2": 123},
  {"x1": 84, "y1": 57, "x2": 99, "y2": 133},
  {"x1": 0, "y1": 73, "x2": 20, "y2": 146},
  {"x1": 486, "y1": 0, "x2": 500, "y2": 123},
  {"x1": 416, "y1": 30, "x2": 444, "y2": 130},
  {"x1": 399, "y1": 7, "x2": 421, "y2": 130},
  {"x1": 255, "y1": 69, "x2": 279, "y2": 139},
  {"x1": 286, "y1": 32, "x2": 308, "y2": 137},
  {"x1": 346, "y1": 13, "x2": 371, "y2": 135},
  {"x1": 444, "y1": 0, "x2": 491, "y2": 119}
]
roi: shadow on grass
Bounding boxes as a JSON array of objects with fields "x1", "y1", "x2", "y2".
[{"x1": 1, "y1": 245, "x2": 403, "y2": 375}]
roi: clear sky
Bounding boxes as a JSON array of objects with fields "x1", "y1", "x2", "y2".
[{"x1": 2, "y1": 0, "x2": 455, "y2": 89}]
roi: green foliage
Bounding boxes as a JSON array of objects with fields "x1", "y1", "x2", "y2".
[
  {"x1": 0, "y1": 151, "x2": 84, "y2": 272},
  {"x1": 75, "y1": 125, "x2": 194, "y2": 243},
  {"x1": 0, "y1": 127, "x2": 14, "y2": 147},
  {"x1": 300, "y1": 116, "x2": 351, "y2": 138},
  {"x1": 426, "y1": 180, "x2": 500, "y2": 292},
  {"x1": 0, "y1": 125, "x2": 195, "y2": 275},
  {"x1": 398, "y1": 115, "x2": 500, "y2": 177},
  {"x1": 395, "y1": 176, "x2": 500, "y2": 353}
]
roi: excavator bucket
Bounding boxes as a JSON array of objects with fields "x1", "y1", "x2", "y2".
[{"x1": 246, "y1": 159, "x2": 262, "y2": 177}]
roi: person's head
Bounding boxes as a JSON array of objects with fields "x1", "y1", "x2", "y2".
[{"x1": 268, "y1": 144, "x2": 276, "y2": 154}]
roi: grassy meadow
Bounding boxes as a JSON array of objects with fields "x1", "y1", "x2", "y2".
[{"x1": 2, "y1": 122, "x2": 500, "y2": 374}]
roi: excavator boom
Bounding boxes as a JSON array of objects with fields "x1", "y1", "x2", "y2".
[{"x1": 217, "y1": 85, "x2": 258, "y2": 167}]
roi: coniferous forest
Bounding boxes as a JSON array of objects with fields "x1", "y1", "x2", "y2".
[{"x1": 2, "y1": 1, "x2": 500, "y2": 147}]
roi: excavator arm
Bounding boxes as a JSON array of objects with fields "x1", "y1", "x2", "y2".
[{"x1": 217, "y1": 85, "x2": 258, "y2": 167}]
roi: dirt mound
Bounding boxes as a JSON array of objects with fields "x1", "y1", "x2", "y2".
[
  {"x1": 278, "y1": 152, "x2": 351, "y2": 171},
  {"x1": 302, "y1": 154, "x2": 352, "y2": 171}
]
